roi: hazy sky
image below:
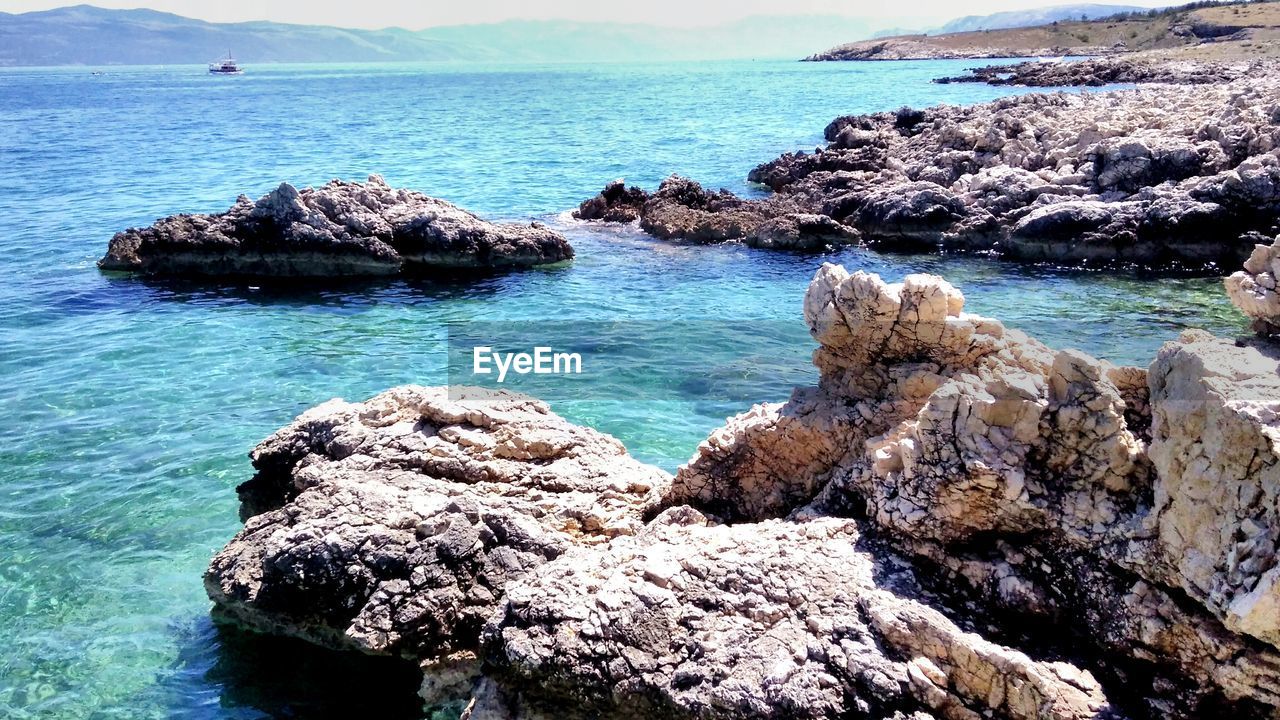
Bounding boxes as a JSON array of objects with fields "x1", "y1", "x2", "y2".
[{"x1": 0, "y1": 0, "x2": 1177, "y2": 29}]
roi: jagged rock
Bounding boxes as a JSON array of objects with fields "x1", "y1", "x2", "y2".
[
  {"x1": 580, "y1": 175, "x2": 860, "y2": 250},
  {"x1": 100, "y1": 175, "x2": 573, "y2": 277},
  {"x1": 1227, "y1": 236, "x2": 1280, "y2": 335},
  {"x1": 638, "y1": 176, "x2": 774, "y2": 244},
  {"x1": 578, "y1": 76, "x2": 1280, "y2": 271},
  {"x1": 744, "y1": 213, "x2": 860, "y2": 250},
  {"x1": 573, "y1": 180, "x2": 647, "y2": 223},
  {"x1": 935, "y1": 58, "x2": 1267, "y2": 88},
  {"x1": 674, "y1": 265, "x2": 1280, "y2": 716},
  {"x1": 203, "y1": 263, "x2": 1280, "y2": 716},
  {"x1": 205, "y1": 386, "x2": 670, "y2": 660},
  {"x1": 1149, "y1": 330, "x2": 1280, "y2": 647},
  {"x1": 1092, "y1": 137, "x2": 1226, "y2": 193},
  {"x1": 1007, "y1": 200, "x2": 1144, "y2": 263},
  {"x1": 842, "y1": 181, "x2": 968, "y2": 248},
  {"x1": 483, "y1": 508, "x2": 1110, "y2": 720}
]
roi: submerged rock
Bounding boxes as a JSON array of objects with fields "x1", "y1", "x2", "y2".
[{"x1": 100, "y1": 175, "x2": 573, "y2": 277}]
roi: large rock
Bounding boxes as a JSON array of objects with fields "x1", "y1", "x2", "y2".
[
  {"x1": 483, "y1": 508, "x2": 1110, "y2": 720},
  {"x1": 638, "y1": 176, "x2": 773, "y2": 244},
  {"x1": 576, "y1": 74, "x2": 1280, "y2": 272},
  {"x1": 673, "y1": 265, "x2": 1280, "y2": 716},
  {"x1": 1149, "y1": 330, "x2": 1280, "y2": 647},
  {"x1": 844, "y1": 181, "x2": 968, "y2": 248},
  {"x1": 205, "y1": 259, "x2": 1280, "y2": 717},
  {"x1": 205, "y1": 386, "x2": 670, "y2": 659},
  {"x1": 576, "y1": 175, "x2": 860, "y2": 250},
  {"x1": 100, "y1": 175, "x2": 573, "y2": 277},
  {"x1": 572, "y1": 180, "x2": 648, "y2": 223},
  {"x1": 744, "y1": 212, "x2": 860, "y2": 250},
  {"x1": 1226, "y1": 236, "x2": 1280, "y2": 335}
]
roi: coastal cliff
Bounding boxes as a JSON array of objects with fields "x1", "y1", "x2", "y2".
[{"x1": 205, "y1": 234, "x2": 1280, "y2": 718}]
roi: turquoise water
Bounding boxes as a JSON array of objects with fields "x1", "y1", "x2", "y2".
[{"x1": 0, "y1": 60, "x2": 1246, "y2": 718}]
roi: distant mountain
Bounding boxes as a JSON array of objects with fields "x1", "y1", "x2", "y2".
[
  {"x1": 0, "y1": 5, "x2": 468, "y2": 65},
  {"x1": 0, "y1": 5, "x2": 881, "y2": 66},
  {"x1": 416, "y1": 16, "x2": 882, "y2": 63},
  {"x1": 937, "y1": 3, "x2": 1152, "y2": 33}
]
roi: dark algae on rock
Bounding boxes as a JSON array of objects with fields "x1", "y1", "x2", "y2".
[{"x1": 99, "y1": 175, "x2": 573, "y2": 277}]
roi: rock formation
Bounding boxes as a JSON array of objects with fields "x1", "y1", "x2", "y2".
[
  {"x1": 207, "y1": 253, "x2": 1280, "y2": 717},
  {"x1": 1227, "y1": 234, "x2": 1280, "y2": 335},
  {"x1": 577, "y1": 78, "x2": 1280, "y2": 271},
  {"x1": 205, "y1": 386, "x2": 670, "y2": 662},
  {"x1": 934, "y1": 57, "x2": 1270, "y2": 87},
  {"x1": 99, "y1": 175, "x2": 573, "y2": 277},
  {"x1": 574, "y1": 176, "x2": 859, "y2": 250},
  {"x1": 670, "y1": 264, "x2": 1280, "y2": 717},
  {"x1": 484, "y1": 508, "x2": 1110, "y2": 720},
  {"x1": 800, "y1": 36, "x2": 1111, "y2": 62}
]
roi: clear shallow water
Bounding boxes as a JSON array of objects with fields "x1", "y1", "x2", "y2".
[{"x1": 0, "y1": 60, "x2": 1246, "y2": 718}]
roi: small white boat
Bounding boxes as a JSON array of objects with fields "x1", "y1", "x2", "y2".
[
  {"x1": 1036, "y1": 55, "x2": 1067, "y2": 64},
  {"x1": 208, "y1": 52, "x2": 243, "y2": 75}
]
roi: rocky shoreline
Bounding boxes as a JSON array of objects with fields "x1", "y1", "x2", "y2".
[
  {"x1": 99, "y1": 175, "x2": 573, "y2": 277},
  {"x1": 802, "y1": 1, "x2": 1276, "y2": 65},
  {"x1": 204, "y1": 235, "x2": 1280, "y2": 718},
  {"x1": 802, "y1": 37, "x2": 1111, "y2": 62},
  {"x1": 934, "y1": 57, "x2": 1275, "y2": 87},
  {"x1": 576, "y1": 72, "x2": 1280, "y2": 271}
]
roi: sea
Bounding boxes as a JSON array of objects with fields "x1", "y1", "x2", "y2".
[{"x1": 0, "y1": 59, "x2": 1246, "y2": 718}]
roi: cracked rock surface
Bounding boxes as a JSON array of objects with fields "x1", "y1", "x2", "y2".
[
  {"x1": 1227, "y1": 234, "x2": 1280, "y2": 335},
  {"x1": 482, "y1": 507, "x2": 1109, "y2": 720},
  {"x1": 577, "y1": 77, "x2": 1280, "y2": 271},
  {"x1": 208, "y1": 259, "x2": 1280, "y2": 718},
  {"x1": 205, "y1": 386, "x2": 670, "y2": 659},
  {"x1": 673, "y1": 265, "x2": 1280, "y2": 717},
  {"x1": 100, "y1": 175, "x2": 573, "y2": 276}
]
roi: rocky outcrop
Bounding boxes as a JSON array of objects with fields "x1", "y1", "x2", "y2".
[
  {"x1": 669, "y1": 265, "x2": 1280, "y2": 717},
  {"x1": 801, "y1": 36, "x2": 1107, "y2": 62},
  {"x1": 1227, "y1": 235, "x2": 1280, "y2": 335},
  {"x1": 100, "y1": 175, "x2": 573, "y2": 277},
  {"x1": 205, "y1": 386, "x2": 670, "y2": 659},
  {"x1": 575, "y1": 176, "x2": 860, "y2": 250},
  {"x1": 483, "y1": 508, "x2": 1110, "y2": 720},
  {"x1": 207, "y1": 254, "x2": 1280, "y2": 717},
  {"x1": 578, "y1": 77, "x2": 1280, "y2": 271},
  {"x1": 934, "y1": 58, "x2": 1266, "y2": 87},
  {"x1": 572, "y1": 179, "x2": 647, "y2": 223}
]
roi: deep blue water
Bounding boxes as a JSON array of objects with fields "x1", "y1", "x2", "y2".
[{"x1": 0, "y1": 60, "x2": 1246, "y2": 718}]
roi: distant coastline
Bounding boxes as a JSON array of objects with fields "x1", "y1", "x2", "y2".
[
  {"x1": 805, "y1": 0, "x2": 1280, "y2": 62},
  {"x1": 0, "y1": 5, "x2": 880, "y2": 66}
]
